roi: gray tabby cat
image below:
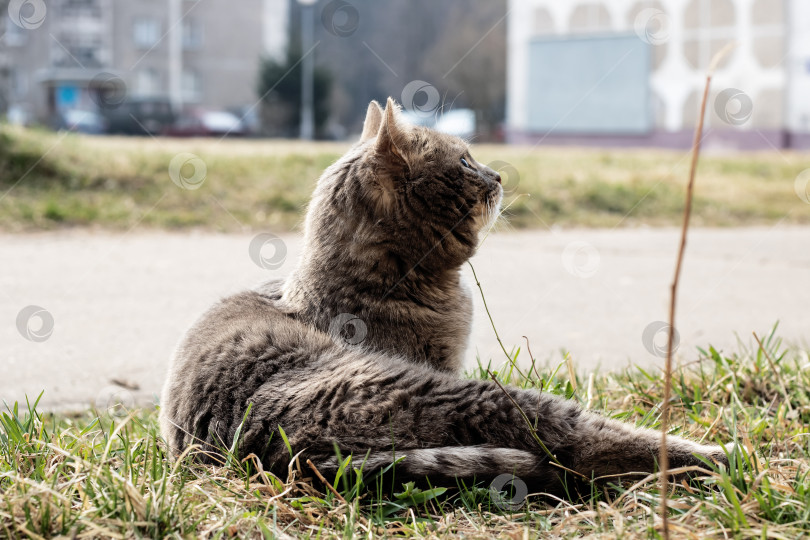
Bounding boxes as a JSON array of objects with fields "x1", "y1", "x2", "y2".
[{"x1": 160, "y1": 98, "x2": 728, "y2": 495}]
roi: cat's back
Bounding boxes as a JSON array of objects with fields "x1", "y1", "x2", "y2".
[{"x1": 159, "y1": 281, "x2": 332, "y2": 456}]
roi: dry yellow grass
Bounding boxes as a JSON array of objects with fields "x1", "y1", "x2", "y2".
[
  {"x1": 2, "y1": 329, "x2": 809, "y2": 538},
  {"x1": 1, "y1": 125, "x2": 808, "y2": 233}
]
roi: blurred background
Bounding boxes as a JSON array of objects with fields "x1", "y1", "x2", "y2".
[
  {"x1": 2, "y1": 0, "x2": 809, "y2": 147},
  {"x1": 1, "y1": 0, "x2": 809, "y2": 410}
]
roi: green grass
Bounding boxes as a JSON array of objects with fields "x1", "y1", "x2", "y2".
[
  {"x1": 2, "y1": 123, "x2": 808, "y2": 536},
  {"x1": 2, "y1": 326, "x2": 809, "y2": 538},
  {"x1": 1, "y1": 124, "x2": 808, "y2": 232}
]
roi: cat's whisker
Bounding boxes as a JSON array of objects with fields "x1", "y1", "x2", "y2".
[
  {"x1": 445, "y1": 90, "x2": 464, "y2": 116},
  {"x1": 479, "y1": 193, "x2": 522, "y2": 246},
  {"x1": 439, "y1": 89, "x2": 449, "y2": 122}
]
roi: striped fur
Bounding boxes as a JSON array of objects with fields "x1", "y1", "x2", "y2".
[{"x1": 160, "y1": 99, "x2": 729, "y2": 497}]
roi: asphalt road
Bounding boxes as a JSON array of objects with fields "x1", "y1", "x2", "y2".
[{"x1": 2, "y1": 226, "x2": 808, "y2": 411}]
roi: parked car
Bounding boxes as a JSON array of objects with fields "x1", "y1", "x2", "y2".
[
  {"x1": 399, "y1": 109, "x2": 436, "y2": 128},
  {"x1": 434, "y1": 109, "x2": 476, "y2": 139},
  {"x1": 227, "y1": 105, "x2": 261, "y2": 137},
  {"x1": 163, "y1": 109, "x2": 245, "y2": 137},
  {"x1": 52, "y1": 109, "x2": 106, "y2": 134},
  {"x1": 104, "y1": 98, "x2": 175, "y2": 135},
  {"x1": 399, "y1": 108, "x2": 476, "y2": 139}
]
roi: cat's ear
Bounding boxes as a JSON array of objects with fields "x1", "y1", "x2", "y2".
[
  {"x1": 360, "y1": 101, "x2": 384, "y2": 142},
  {"x1": 375, "y1": 97, "x2": 410, "y2": 166}
]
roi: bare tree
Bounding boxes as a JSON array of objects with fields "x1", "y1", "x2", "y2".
[
  {"x1": 304, "y1": 0, "x2": 506, "y2": 137},
  {"x1": 423, "y1": 0, "x2": 507, "y2": 140}
]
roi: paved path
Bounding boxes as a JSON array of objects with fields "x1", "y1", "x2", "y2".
[{"x1": 2, "y1": 226, "x2": 808, "y2": 411}]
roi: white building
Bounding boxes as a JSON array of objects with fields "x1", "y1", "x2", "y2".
[{"x1": 507, "y1": 0, "x2": 810, "y2": 149}]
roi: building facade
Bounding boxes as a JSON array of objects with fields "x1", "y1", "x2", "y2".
[
  {"x1": 1, "y1": 0, "x2": 289, "y2": 126},
  {"x1": 507, "y1": 0, "x2": 810, "y2": 149}
]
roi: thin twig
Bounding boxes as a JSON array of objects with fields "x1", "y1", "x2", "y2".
[
  {"x1": 306, "y1": 459, "x2": 347, "y2": 504},
  {"x1": 659, "y1": 42, "x2": 736, "y2": 539},
  {"x1": 469, "y1": 261, "x2": 528, "y2": 380},
  {"x1": 523, "y1": 335, "x2": 544, "y2": 387},
  {"x1": 487, "y1": 369, "x2": 588, "y2": 480}
]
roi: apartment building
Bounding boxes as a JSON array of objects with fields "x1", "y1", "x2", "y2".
[{"x1": 1, "y1": 0, "x2": 289, "y2": 125}]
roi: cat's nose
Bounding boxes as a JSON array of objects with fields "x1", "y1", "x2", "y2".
[{"x1": 480, "y1": 164, "x2": 501, "y2": 185}]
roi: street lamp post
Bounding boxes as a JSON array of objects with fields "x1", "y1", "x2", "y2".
[
  {"x1": 298, "y1": 0, "x2": 317, "y2": 140},
  {"x1": 168, "y1": 0, "x2": 183, "y2": 114}
]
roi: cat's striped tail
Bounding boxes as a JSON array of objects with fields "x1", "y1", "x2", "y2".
[{"x1": 313, "y1": 444, "x2": 568, "y2": 490}]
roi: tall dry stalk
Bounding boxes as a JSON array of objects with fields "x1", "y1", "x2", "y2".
[{"x1": 658, "y1": 42, "x2": 736, "y2": 539}]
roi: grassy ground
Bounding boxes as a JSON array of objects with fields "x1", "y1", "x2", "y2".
[
  {"x1": 2, "y1": 327, "x2": 808, "y2": 538},
  {"x1": 1, "y1": 125, "x2": 808, "y2": 232},
  {"x1": 2, "y1": 125, "x2": 808, "y2": 538}
]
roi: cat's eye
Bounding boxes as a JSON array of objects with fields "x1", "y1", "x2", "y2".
[{"x1": 460, "y1": 157, "x2": 472, "y2": 169}]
